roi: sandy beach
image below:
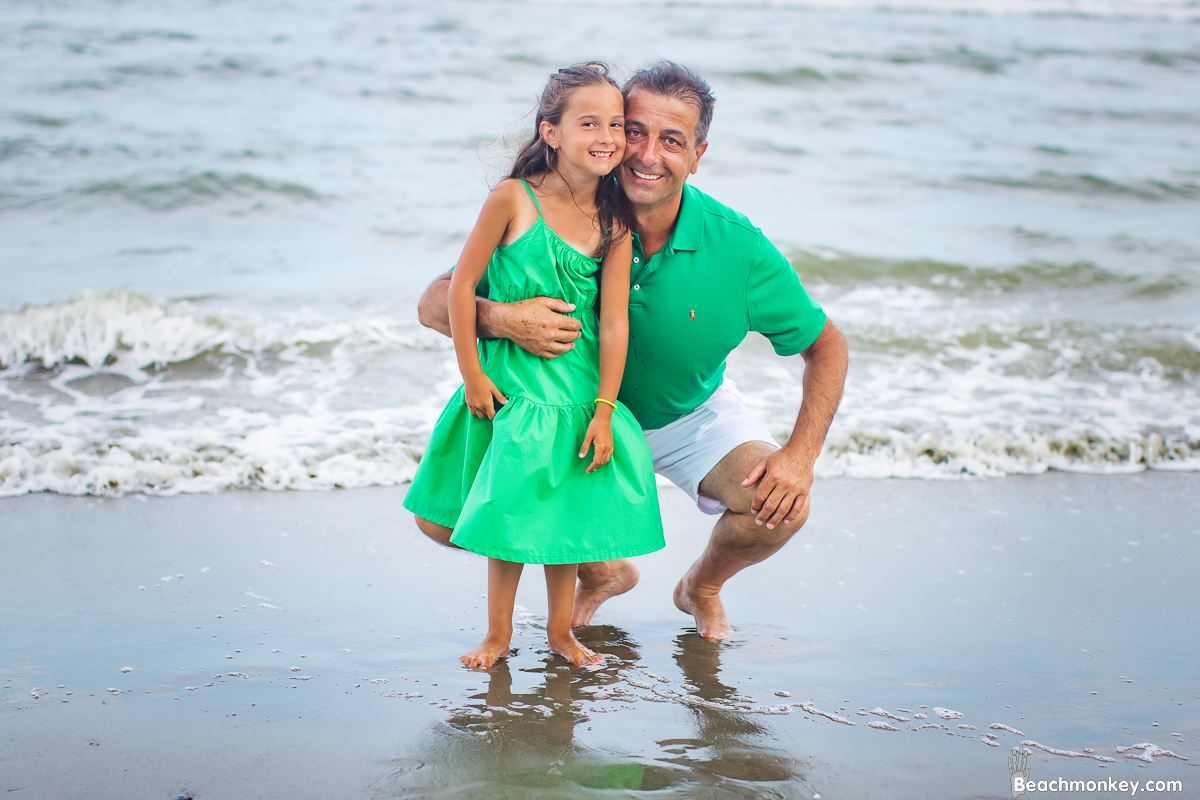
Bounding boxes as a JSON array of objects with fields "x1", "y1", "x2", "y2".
[{"x1": 2, "y1": 473, "x2": 1197, "y2": 799}]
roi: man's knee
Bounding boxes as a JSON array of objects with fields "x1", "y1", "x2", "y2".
[
  {"x1": 697, "y1": 441, "x2": 779, "y2": 516},
  {"x1": 415, "y1": 516, "x2": 458, "y2": 549},
  {"x1": 785, "y1": 494, "x2": 812, "y2": 532},
  {"x1": 740, "y1": 494, "x2": 810, "y2": 540},
  {"x1": 708, "y1": 481, "x2": 812, "y2": 552},
  {"x1": 727, "y1": 494, "x2": 809, "y2": 562}
]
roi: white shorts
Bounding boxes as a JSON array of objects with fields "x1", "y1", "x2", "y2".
[{"x1": 642, "y1": 380, "x2": 779, "y2": 516}]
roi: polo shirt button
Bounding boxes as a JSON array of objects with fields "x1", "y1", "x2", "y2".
[
  {"x1": 633, "y1": 284, "x2": 640, "y2": 290},
  {"x1": 633, "y1": 257, "x2": 640, "y2": 263}
]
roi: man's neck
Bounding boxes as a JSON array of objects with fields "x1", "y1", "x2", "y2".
[{"x1": 633, "y1": 190, "x2": 684, "y2": 258}]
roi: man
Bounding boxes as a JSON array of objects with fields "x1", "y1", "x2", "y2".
[{"x1": 414, "y1": 62, "x2": 848, "y2": 640}]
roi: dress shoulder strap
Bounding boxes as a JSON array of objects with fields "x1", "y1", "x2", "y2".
[{"x1": 517, "y1": 179, "x2": 542, "y2": 214}]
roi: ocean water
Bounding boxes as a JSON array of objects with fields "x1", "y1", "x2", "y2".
[{"x1": 1, "y1": 0, "x2": 1198, "y2": 496}]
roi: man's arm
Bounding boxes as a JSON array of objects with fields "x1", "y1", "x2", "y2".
[
  {"x1": 742, "y1": 319, "x2": 849, "y2": 528},
  {"x1": 416, "y1": 270, "x2": 584, "y2": 360}
]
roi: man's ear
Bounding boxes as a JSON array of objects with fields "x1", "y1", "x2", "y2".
[{"x1": 690, "y1": 141, "x2": 709, "y2": 175}]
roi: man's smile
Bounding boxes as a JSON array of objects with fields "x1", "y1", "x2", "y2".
[{"x1": 629, "y1": 168, "x2": 664, "y2": 181}]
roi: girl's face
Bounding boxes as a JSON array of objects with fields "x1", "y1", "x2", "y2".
[{"x1": 542, "y1": 83, "x2": 626, "y2": 178}]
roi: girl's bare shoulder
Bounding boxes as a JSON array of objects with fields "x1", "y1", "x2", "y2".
[
  {"x1": 484, "y1": 178, "x2": 522, "y2": 209},
  {"x1": 493, "y1": 177, "x2": 542, "y2": 247}
]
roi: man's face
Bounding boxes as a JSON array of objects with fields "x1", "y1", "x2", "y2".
[{"x1": 617, "y1": 89, "x2": 709, "y2": 212}]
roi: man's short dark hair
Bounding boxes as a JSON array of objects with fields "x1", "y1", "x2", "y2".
[{"x1": 622, "y1": 61, "x2": 715, "y2": 145}]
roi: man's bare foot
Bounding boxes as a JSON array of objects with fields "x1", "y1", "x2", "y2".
[
  {"x1": 460, "y1": 630, "x2": 512, "y2": 670},
  {"x1": 673, "y1": 569, "x2": 734, "y2": 641},
  {"x1": 547, "y1": 631, "x2": 605, "y2": 667},
  {"x1": 572, "y1": 559, "x2": 639, "y2": 627}
]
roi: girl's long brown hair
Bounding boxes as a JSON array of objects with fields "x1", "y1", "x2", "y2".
[{"x1": 508, "y1": 62, "x2": 633, "y2": 259}]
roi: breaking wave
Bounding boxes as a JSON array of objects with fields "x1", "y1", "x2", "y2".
[
  {"x1": 0, "y1": 292, "x2": 449, "y2": 497},
  {"x1": 2, "y1": 292, "x2": 1197, "y2": 498}
]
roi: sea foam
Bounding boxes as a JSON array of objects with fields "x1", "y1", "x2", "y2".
[
  {"x1": 2, "y1": 291, "x2": 1198, "y2": 497},
  {"x1": 0, "y1": 292, "x2": 445, "y2": 497}
]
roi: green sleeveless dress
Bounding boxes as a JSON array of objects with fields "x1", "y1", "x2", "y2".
[{"x1": 403, "y1": 181, "x2": 664, "y2": 565}]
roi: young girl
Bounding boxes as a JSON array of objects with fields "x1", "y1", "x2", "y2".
[{"x1": 403, "y1": 63, "x2": 664, "y2": 669}]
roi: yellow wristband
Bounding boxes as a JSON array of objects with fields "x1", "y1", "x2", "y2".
[{"x1": 594, "y1": 398, "x2": 618, "y2": 411}]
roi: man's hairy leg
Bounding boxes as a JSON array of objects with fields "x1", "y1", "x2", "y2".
[
  {"x1": 414, "y1": 516, "x2": 463, "y2": 550},
  {"x1": 674, "y1": 441, "x2": 810, "y2": 640},
  {"x1": 572, "y1": 559, "x2": 640, "y2": 627}
]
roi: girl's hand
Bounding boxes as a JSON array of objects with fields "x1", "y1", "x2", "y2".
[
  {"x1": 580, "y1": 409, "x2": 614, "y2": 474},
  {"x1": 463, "y1": 373, "x2": 508, "y2": 420}
]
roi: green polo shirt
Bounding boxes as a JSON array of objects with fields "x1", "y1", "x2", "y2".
[
  {"x1": 619, "y1": 183, "x2": 826, "y2": 430},
  {"x1": 465, "y1": 183, "x2": 826, "y2": 431}
]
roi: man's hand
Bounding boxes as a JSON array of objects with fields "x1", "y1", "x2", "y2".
[
  {"x1": 741, "y1": 447, "x2": 815, "y2": 529},
  {"x1": 494, "y1": 297, "x2": 582, "y2": 359},
  {"x1": 741, "y1": 320, "x2": 848, "y2": 529},
  {"x1": 416, "y1": 271, "x2": 581, "y2": 360}
]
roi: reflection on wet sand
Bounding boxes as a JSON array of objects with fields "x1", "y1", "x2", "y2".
[
  {"x1": 661, "y1": 633, "x2": 804, "y2": 787},
  {"x1": 372, "y1": 627, "x2": 809, "y2": 798}
]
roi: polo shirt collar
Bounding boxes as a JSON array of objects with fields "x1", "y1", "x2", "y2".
[
  {"x1": 631, "y1": 183, "x2": 703, "y2": 278},
  {"x1": 667, "y1": 183, "x2": 703, "y2": 254}
]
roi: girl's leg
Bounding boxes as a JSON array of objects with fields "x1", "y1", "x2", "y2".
[
  {"x1": 461, "y1": 558, "x2": 523, "y2": 670},
  {"x1": 544, "y1": 564, "x2": 604, "y2": 667}
]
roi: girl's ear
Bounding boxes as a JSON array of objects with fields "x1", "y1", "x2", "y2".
[{"x1": 539, "y1": 120, "x2": 559, "y2": 151}]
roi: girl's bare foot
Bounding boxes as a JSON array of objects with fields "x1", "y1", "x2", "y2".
[
  {"x1": 461, "y1": 630, "x2": 512, "y2": 670},
  {"x1": 547, "y1": 631, "x2": 605, "y2": 667}
]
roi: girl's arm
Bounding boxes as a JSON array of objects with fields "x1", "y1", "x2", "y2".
[
  {"x1": 579, "y1": 232, "x2": 634, "y2": 473},
  {"x1": 449, "y1": 182, "x2": 518, "y2": 419}
]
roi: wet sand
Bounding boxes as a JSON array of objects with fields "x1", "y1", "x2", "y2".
[{"x1": 1, "y1": 473, "x2": 1198, "y2": 799}]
